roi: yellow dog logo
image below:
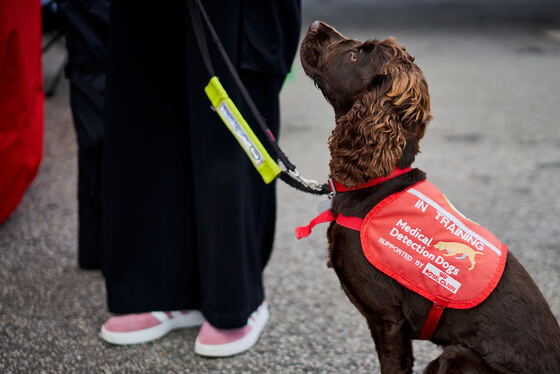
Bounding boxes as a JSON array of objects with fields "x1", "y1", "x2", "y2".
[{"x1": 434, "y1": 241, "x2": 484, "y2": 271}]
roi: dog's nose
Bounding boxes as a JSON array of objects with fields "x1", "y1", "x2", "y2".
[{"x1": 309, "y1": 20, "x2": 320, "y2": 33}]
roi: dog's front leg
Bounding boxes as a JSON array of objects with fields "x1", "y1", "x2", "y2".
[{"x1": 367, "y1": 316, "x2": 413, "y2": 374}]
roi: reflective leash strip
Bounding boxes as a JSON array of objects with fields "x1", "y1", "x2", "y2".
[
  {"x1": 187, "y1": 0, "x2": 290, "y2": 168},
  {"x1": 187, "y1": 0, "x2": 329, "y2": 194}
]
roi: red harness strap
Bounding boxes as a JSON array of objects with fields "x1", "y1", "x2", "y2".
[
  {"x1": 419, "y1": 298, "x2": 448, "y2": 340},
  {"x1": 295, "y1": 210, "x2": 335, "y2": 239},
  {"x1": 297, "y1": 168, "x2": 412, "y2": 239},
  {"x1": 295, "y1": 210, "x2": 363, "y2": 239}
]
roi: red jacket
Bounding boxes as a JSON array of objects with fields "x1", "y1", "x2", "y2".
[{"x1": 297, "y1": 178, "x2": 507, "y2": 339}]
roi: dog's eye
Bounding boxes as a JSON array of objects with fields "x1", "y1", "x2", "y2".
[{"x1": 350, "y1": 49, "x2": 359, "y2": 62}]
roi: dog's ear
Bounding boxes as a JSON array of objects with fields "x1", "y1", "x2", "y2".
[
  {"x1": 329, "y1": 91, "x2": 406, "y2": 187},
  {"x1": 383, "y1": 46, "x2": 431, "y2": 144}
]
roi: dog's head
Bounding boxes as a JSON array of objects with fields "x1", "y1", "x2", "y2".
[{"x1": 301, "y1": 21, "x2": 432, "y2": 187}]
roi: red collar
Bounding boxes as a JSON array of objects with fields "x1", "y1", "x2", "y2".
[{"x1": 328, "y1": 167, "x2": 412, "y2": 195}]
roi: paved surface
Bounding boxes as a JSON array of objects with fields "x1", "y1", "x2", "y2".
[{"x1": 2, "y1": 0, "x2": 560, "y2": 372}]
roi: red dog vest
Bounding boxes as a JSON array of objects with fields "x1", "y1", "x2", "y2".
[{"x1": 297, "y1": 180, "x2": 508, "y2": 339}]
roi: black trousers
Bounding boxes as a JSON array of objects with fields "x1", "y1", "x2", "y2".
[
  {"x1": 59, "y1": 0, "x2": 108, "y2": 270},
  {"x1": 102, "y1": 0, "x2": 297, "y2": 328},
  {"x1": 76, "y1": 142, "x2": 103, "y2": 269}
]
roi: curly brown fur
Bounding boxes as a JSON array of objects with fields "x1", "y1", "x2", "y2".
[
  {"x1": 301, "y1": 21, "x2": 560, "y2": 374},
  {"x1": 329, "y1": 38, "x2": 431, "y2": 187}
]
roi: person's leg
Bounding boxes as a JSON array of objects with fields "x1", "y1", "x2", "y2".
[
  {"x1": 192, "y1": 70, "x2": 283, "y2": 329},
  {"x1": 100, "y1": 1, "x2": 202, "y2": 344},
  {"x1": 190, "y1": 68, "x2": 284, "y2": 356},
  {"x1": 76, "y1": 142, "x2": 103, "y2": 269},
  {"x1": 59, "y1": 0, "x2": 108, "y2": 269}
]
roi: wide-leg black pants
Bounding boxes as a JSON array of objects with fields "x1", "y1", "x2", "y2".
[
  {"x1": 58, "y1": 0, "x2": 108, "y2": 270},
  {"x1": 102, "y1": 0, "x2": 300, "y2": 328}
]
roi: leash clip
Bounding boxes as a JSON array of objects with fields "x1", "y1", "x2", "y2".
[
  {"x1": 327, "y1": 177, "x2": 337, "y2": 198},
  {"x1": 287, "y1": 168, "x2": 322, "y2": 191}
]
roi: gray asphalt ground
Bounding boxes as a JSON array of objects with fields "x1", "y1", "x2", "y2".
[{"x1": 2, "y1": 0, "x2": 560, "y2": 373}]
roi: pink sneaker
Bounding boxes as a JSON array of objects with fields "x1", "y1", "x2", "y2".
[
  {"x1": 100, "y1": 310, "x2": 204, "y2": 345},
  {"x1": 194, "y1": 302, "x2": 269, "y2": 357}
]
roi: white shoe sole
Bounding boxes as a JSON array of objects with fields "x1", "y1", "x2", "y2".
[
  {"x1": 100, "y1": 310, "x2": 205, "y2": 345},
  {"x1": 194, "y1": 304, "x2": 269, "y2": 357}
]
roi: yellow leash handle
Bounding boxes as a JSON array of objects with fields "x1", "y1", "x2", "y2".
[{"x1": 205, "y1": 77, "x2": 281, "y2": 184}]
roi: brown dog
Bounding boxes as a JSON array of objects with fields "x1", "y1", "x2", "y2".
[{"x1": 300, "y1": 21, "x2": 560, "y2": 373}]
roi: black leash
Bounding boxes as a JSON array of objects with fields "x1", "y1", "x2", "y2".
[{"x1": 187, "y1": 0, "x2": 329, "y2": 195}]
